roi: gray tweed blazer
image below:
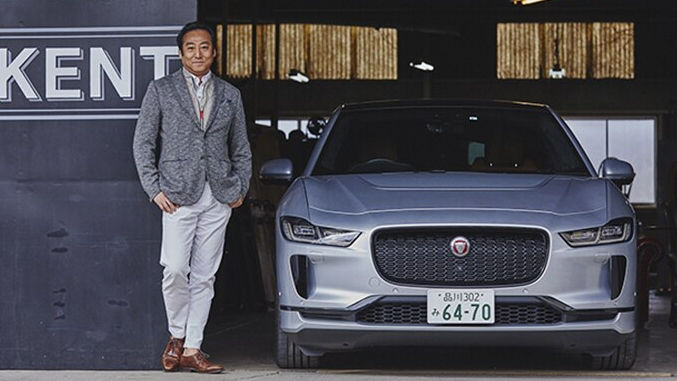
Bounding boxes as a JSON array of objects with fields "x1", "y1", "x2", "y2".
[{"x1": 133, "y1": 69, "x2": 252, "y2": 206}]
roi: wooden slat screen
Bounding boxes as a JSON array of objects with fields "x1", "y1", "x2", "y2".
[
  {"x1": 592, "y1": 22, "x2": 634, "y2": 79},
  {"x1": 543, "y1": 23, "x2": 587, "y2": 79},
  {"x1": 278, "y1": 24, "x2": 306, "y2": 79},
  {"x1": 497, "y1": 23, "x2": 540, "y2": 79},
  {"x1": 226, "y1": 24, "x2": 252, "y2": 78},
  {"x1": 497, "y1": 22, "x2": 633, "y2": 79},
  {"x1": 256, "y1": 24, "x2": 276, "y2": 80},
  {"x1": 216, "y1": 24, "x2": 224, "y2": 75},
  {"x1": 354, "y1": 27, "x2": 398, "y2": 79},
  {"x1": 222, "y1": 24, "x2": 397, "y2": 80},
  {"x1": 308, "y1": 24, "x2": 351, "y2": 79}
]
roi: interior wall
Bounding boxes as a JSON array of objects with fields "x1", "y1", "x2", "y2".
[{"x1": 0, "y1": 0, "x2": 196, "y2": 369}]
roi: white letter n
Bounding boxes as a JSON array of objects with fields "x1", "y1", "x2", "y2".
[{"x1": 90, "y1": 47, "x2": 134, "y2": 101}]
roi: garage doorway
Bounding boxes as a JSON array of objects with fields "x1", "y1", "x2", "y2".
[{"x1": 564, "y1": 117, "x2": 656, "y2": 205}]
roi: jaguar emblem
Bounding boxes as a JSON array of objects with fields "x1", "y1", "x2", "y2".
[{"x1": 450, "y1": 236, "x2": 470, "y2": 257}]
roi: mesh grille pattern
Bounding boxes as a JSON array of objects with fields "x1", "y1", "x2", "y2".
[
  {"x1": 357, "y1": 303, "x2": 427, "y2": 325},
  {"x1": 373, "y1": 229, "x2": 548, "y2": 286},
  {"x1": 356, "y1": 302, "x2": 562, "y2": 325}
]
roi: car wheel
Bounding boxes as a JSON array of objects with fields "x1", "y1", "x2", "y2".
[
  {"x1": 587, "y1": 331, "x2": 637, "y2": 370},
  {"x1": 275, "y1": 311, "x2": 320, "y2": 369}
]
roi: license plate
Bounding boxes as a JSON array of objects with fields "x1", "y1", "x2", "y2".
[{"x1": 427, "y1": 289, "x2": 495, "y2": 324}]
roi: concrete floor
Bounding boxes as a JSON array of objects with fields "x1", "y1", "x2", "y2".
[{"x1": 0, "y1": 293, "x2": 675, "y2": 380}]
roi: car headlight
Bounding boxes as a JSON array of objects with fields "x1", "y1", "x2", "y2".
[
  {"x1": 560, "y1": 218, "x2": 633, "y2": 247},
  {"x1": 281, "y1": 217, "x2": 361, "y2": 247}
]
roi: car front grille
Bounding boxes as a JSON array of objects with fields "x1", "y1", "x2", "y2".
[
  {"x1": 372, "y1": 228, "x2": 548, "y2": 286},
  {"x1": 356, "y1": 301, "x2": 562, "y2": 325}
]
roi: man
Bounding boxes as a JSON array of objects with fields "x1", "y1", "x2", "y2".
[{"x1": 133, "y1": 21, "x2": 252, "y2": 373}]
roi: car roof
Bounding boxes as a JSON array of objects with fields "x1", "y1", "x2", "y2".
[{"x1": 339, "y1": 99, "x2": 549, "y2": 112}]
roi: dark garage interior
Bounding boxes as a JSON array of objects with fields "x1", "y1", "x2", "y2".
[
  {"x1": 2, "y1": 0, "x2": 677, "y2": 376},
  {"x1": 201, "y1": 0, "x2": 677, "y2": 373}
]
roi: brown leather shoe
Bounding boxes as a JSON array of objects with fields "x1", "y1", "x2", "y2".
[
  {"x1": 180, "y1": 351, "x2": 224, "y2": 374},
  {"x1": 161, "y1": 337, "x2": 184, "y2": 372}
]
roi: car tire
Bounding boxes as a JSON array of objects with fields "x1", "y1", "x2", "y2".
[
  {"x1": 275, "y1": 311, "x2": 321, "y2": 369},
  {"x1": 587, "y1": 331, "x2": 637, "y2": 370}
]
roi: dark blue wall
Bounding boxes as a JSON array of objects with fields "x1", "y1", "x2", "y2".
[{"x1": 0, "y1": 0, "x2": 196, "y2": 369}]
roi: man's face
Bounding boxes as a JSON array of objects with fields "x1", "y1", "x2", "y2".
[{"x1": 180, "y1": 29, "x2": 215, "y2": 77}]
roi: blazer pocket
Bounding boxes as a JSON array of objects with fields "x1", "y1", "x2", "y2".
[
  {"x1": 209, "y1": 99, "x2": 235, "y2": 132},
  {"x1": 158, "y1": 159, "x2": 186, "y2": 193},
  {"x1": 207, "y1": 159, "x2": 231, "y2": 179},
  {"x1": 213, "y1": 174, "x2": 242, "y2": 196}
]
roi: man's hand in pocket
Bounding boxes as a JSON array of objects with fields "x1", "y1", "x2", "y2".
[{"x1": 154, "y1": 192, "x2": 179, "y2": 214}]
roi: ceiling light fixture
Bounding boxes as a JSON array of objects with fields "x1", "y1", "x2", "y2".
[
  {"x1": 512, "y1": 0, "x2": 549, "y2": 5},
  {"x1": 548, "y1": 24, "x2": 566, "y2": 79},
  {"x1": 409, "y1": 61, "x2": 434, "y2": 72},
  {"x1": 288, "y1": 69, "x2": 309, "y2": 83}
]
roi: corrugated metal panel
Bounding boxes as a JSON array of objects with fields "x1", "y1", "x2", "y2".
[{"x1": 592, "y1": 22, "x2": 634, "y2": 79}]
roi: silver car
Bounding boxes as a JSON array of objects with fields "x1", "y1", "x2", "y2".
[{"x1": 261, "y1": 100, "x2": 637, "y2": 370}]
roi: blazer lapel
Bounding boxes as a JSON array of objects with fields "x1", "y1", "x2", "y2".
[
  {"x1": 170, "y1": 70, "x2": 199, "y2": 126},
  {"x1": 204, "y1": 77, "x2": 225, "y2": 132}
]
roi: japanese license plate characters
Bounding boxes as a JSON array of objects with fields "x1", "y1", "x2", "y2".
[{"x1": 427, "y1": 289, "x2": 495, "y2": 324}]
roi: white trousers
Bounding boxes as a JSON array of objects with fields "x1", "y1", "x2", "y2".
[{"x1": 160, "y1": 183, "x2": 232, "y2": 349}]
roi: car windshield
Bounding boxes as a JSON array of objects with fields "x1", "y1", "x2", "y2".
[{"x1": 312, "y1": 106, "x2": 590, "y2": 176}]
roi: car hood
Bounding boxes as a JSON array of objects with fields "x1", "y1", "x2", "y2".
[{"x1": 303, "y1": 172, "x2": 606, "y2": 217}]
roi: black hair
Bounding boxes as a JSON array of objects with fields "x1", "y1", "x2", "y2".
[{"x1": 177, "y1": 21, "x2": 216, "y2": 52}]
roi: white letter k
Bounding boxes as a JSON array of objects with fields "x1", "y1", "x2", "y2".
[{"x1": 0, "y1": 48, "x2": 41, "y2": 102}]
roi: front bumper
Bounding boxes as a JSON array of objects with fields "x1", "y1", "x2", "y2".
[
  {"x1": 277, "y1": 219, "x2": 637, "y2": 311},
  {"x1": 280, "y1": 308, "x2": 635, "y2": 356},
  {"x1": 276, "y1": 216, "x2": 637, "y2": 356}
]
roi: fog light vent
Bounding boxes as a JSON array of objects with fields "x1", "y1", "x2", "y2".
[
  {"x1": 290, "y1": 255, "x2": 310, "y2": 299},
  {"x1": 610, "y1": 255, "x2": 627, "y2": 300}
]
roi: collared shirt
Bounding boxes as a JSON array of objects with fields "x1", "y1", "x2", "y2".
[{"x1": 182, "y1": 68, "x2": 214, "y2": 130}]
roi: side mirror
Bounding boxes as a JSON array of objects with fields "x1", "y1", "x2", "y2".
[
  {"x1": 599, "y1": 157, "x2": 635, "y2": 189},
  {"x1": 260, "y1": 158, "x2": 294, "y2": 184}
]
